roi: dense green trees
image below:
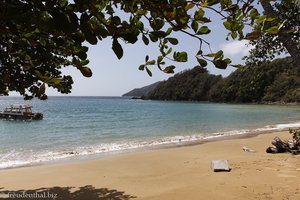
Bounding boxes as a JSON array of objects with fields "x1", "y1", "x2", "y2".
[
  {"x1": 145, "y1": 57, "x2": 300, "y2": 103},
  {"x1": 1, "y1": 0, "x2": 299, "y2": 98},
  {"x1": 146, "y1": 67, "x2": 221, "y2": 101}
]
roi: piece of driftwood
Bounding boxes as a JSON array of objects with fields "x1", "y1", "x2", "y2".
[
  {"x1": 211, "y1": 160, "x2": 230, "y2": 172},
  {"x1": 287, "y1": 139, "x2": 298, "y2": 150},
  {"x1": 272, "y1": 136, "x2": 290, "y2": 153},
  {"x1": 266, "y1": 136, "x2": 300, "y2": 154}
]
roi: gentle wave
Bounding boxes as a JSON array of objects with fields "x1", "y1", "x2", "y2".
[{"x1": 0, "y1": 121, "x2": 299, "y2": 169}]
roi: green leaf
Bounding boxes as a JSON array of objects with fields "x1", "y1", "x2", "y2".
[
  {"x1": 238, "y1": 30, "x2": 244, "y2": 39},
  {"x1": 146, "y1": 60, "x2": 156, "y2": 65},
  {"x1": 213, "y1": 60, "x2": 228, "y2": 69},
  {"x1": 136, "y1": 9, "x2": 147, "y2": 16},
  {"x1": 245, "y1": 30, "x2": 261, "y2": 40},
  {"x1": 166, "y1": 28, "x2": 173, "y2": 35},
  {"x1": 256, "y1": 15, "x2": 266, "y2": 23},
  {"x1": 223, "y1": 58, "x2": 232, "y2": 64},
  {"x1": 207, "y1": 0, "x2": 220, "y2": 6},
  {"x1": 197, "y1": 58, "x2": 208, "y2": 67},
  {"x1": 163, "y1": 65, "x2": 175, "y2": 73},
  {"x1": 77, "y1": 51, "x2": 87, "y2": 60},
  {"x1": 231, "y1": 31, "x2": 237, "y2": 39},
  {"x1": 173, "y1": 52, "x2": 188, "y2": 62},
  {"x1": 157, "y1": 56, "x2": 163, "y2": 63},
  {"x1": 142, "y1": 35, "x2": 149, "y2": 45},
  {"x1": 136, "y1": 21, "x2": 144, "y2": 30},
  {"x1": 215, "y1": 50, "x2": 223, "y2": 59},
  {"x1": 265, "y1": 26, "x2": 279, "y2": 35},
  {"x1": 194, "y1": 8, "x2": 205, "y2": 20},
  {"x1": 151, "y1": 31, "x2": 167, "y2": 38},
  {"x1": 205, "y1": 51, "x2": 223, "y2": 59},
  {"x1": 80, "y1": 60, "x2": 89, "y2": 66},
  {"x1": 191, "y1": 20, "x2": 198, "y2": 33},
  {"x1": 265, "y1": 16, "x2": 277, "y2": 22},
  {"x1": 71, "y1": 32, "x2": 85, "y2": 43},
  {"x1": 145, "y1": 67, "x2": 152, "y2": 77},
  {"x1": 185, "y1": 3, "x2": 195, "y2": 10},
  {"x1": 197, "y1": 26, "x2": 211, "y2": 35},
  {"x1": 111, "y1": 16, "x2": 121, "y2": 25},
  {"x1": 82, "y1": 46, "x2": 89, "y2": 52},
  {"x1": 197, "y1": 17, "x2": 211, "y2": 23},
  {"x1": 166, "y1": 38, "x2": 178, "y2": 45},
  {"x1": 223, "y1": 21, "x2": 232, "y2": 30},
  {"x1": 151, "y1": 19, "x2": 165, "y2": 30},
  {"x1": 139, "y1": 64, "x2": 145, "y2": 71},
  {"x1": 112, "y1": 39, "x2": 123, "y2": 59},
  {"x1": 149, "y1": 33, "x2": 158, "y2": 42},
  {"x1": 206, "y1": 53, "x2": 217, "y2": 58},
  {"x1": 166, "y1": 47, "x2": 173, "y2": 55},
  {"x1": 86, "y1": 34, "x2": 98, "y2": 45},
  {"x1": 47, "y1": 78, "x2": 62, "y2": 85},
  {"x1": 94, "y1": 24, "x2": 109, "y2": 38},
  {"x1": 249, "y1": 8, "x2": 259, "y2": 19}
]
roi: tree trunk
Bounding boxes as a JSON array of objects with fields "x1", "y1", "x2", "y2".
[{"x1": 260, "y1": 1, "x2": 300, "y2": 66}]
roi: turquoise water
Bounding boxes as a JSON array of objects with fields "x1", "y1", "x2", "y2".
[{"x1": 0, "y1": 96, "x2": 300, "y2": 169}]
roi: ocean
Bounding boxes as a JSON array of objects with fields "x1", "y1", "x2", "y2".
[{"x1": 0, "y1": 96, "x2": 299, "y2": 169}]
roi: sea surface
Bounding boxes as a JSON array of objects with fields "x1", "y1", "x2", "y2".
[{"x1": 0, "y1": 96, "x2": 300, "y2": 169}]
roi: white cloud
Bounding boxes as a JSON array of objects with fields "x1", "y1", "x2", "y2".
[{"x1": 220, "y1": 40, "x2": 253, "y2": 57}]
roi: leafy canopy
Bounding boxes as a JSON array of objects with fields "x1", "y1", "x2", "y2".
[
  {"x1": 245, "y1": 0, "x2": 300, "y2": 64},
  {"x1": 1, "y1": 0, "x2": 299, "y2": 99}
]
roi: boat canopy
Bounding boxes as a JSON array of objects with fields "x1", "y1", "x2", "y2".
[
  {"x1": 4, "y1": 104, "x2": 33, "y2": 113},
  {"x1": 11, "y1": 104, "x2": 32, "y2": 109}
]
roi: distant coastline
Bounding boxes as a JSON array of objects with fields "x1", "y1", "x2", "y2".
[{"x1": 124, "y1": 57, "x2": 300, "y2": 104}]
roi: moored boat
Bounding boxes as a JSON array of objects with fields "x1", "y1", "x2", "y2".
[{"x1": 0, "y1": 104, "x2": 43, "y2": 120}]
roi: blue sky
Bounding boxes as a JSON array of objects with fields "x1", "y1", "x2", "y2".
[{"x1": 40, "y1": 6, "x2": 253, "y2": 97}]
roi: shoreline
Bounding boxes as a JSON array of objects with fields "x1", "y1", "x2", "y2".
[
  {"x1": 0, "y1": 127, "x2": 297, "y2": 171},
  {"x1": 1, "y1": 130, "x2": 300, "y2": 199},
  {"x1": 0, "y1": 128, "x2": 292, "y2": 171}
]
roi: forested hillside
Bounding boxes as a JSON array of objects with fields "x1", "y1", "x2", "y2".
[
  {"x1": 144, "y1": 67, "x2": 222, "y2": 101},
  {"x1": 144, "y1": 57, "x2": 300, "y2": 103},
  {"x1": 122, "y1": 82, "x2": 161, "y2": 97}
]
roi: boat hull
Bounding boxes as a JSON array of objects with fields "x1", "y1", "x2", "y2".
[{"x1": 0, "y1": 113, "x2": 43, "y2": 120}]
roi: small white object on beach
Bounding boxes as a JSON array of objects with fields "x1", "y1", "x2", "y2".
[
  {"x1": 211, "y1": 160, "x2": 230, "y2": 172},
  {"x1": 242, "y1": 146, "x2": 256, "y2": 153}
]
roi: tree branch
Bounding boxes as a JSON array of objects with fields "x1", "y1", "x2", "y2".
[{"x1": 260, "y1": 0, "x2": 300, "y2": 66}]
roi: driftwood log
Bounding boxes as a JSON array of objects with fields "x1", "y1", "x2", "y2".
[{"x1": 266, "y1": 136, "x2": 300, "y2": 154}]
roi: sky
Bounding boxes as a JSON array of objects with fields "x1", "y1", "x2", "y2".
[{"x1": 32, "y1": 5, "x2": 253, "y2": 97}]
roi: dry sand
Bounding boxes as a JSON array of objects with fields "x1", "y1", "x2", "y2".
[{"x1": 0, "y1": 131, "x2": 300, "y2": 200}]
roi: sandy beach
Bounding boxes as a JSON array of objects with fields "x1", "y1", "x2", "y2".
[{"x1": 0, "y1": 131, "x2": 299, "y2": 200}]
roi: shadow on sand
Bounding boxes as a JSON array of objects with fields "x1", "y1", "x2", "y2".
[{"x1": 0, "y1": 185, "x2": 136, "y2": 200}]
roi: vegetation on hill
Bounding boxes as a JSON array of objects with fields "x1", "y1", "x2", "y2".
[
  {"x1": 144, "y1": 57, "x2": 300, "y2": 103},
  {"x1": 122, "y1": 82, "x2": 161, "y2": 97},
  {"x1": 145, "y1": 67, "x2": 221, "y2": 101}
]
